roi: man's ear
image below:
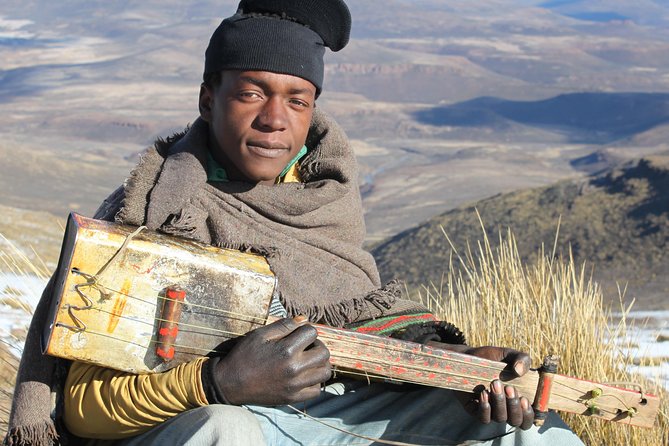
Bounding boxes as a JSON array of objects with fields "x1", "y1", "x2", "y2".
[{"x1": 199, "y1": 83, "x2": 213, "y2": 122}]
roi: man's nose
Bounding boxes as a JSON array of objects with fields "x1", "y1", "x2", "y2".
[{"x1": 256, "y1": 97, "x2": 287, "y2": 131}]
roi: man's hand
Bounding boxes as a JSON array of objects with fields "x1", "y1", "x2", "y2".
[
  {"x1": 464, "y1": 346, "x2": 534, "y2": 430},
  {"x1": 214, "y1": 316, "x2": 332, "y2": 406},
  {"x1": 429, "y1": 343, "x2": 535, "y2": 430}
]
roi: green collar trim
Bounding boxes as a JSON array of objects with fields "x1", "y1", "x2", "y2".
[
  {"x1": 207, "y1": 146, "x2": 308, "y2": 182},
  {"x1": 207, "y1": 152, "x2": 229, "y2": 182},
  {"x1": 279, "y1": 145, "x2": 308, "y2": 178}
]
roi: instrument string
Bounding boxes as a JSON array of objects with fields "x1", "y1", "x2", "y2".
[
  {"x1": 89, "y1": 282, "x2": 268, "y2": 325},
  {"x1": 548, "y1": 379, "x2": 635, "y2": 414},
  {"x1": 327, "y1": 366, "x2": 459, "y2": 390},
  {"x1": 70, "y1": 323, "x2": 637, "y2": 415},
  {"x1": 76, "y1": 327, "x2": 221, "y2": 356},
  {"x1": 68, "y1": 316, "x2": 602, "y2": 410},
  {"x1": 68, "y1": 326, "x2": 492, "y2": 391},
  {"x1": 316, "y1": 327, "x2": 506, "y2": 373},
  {"x1": 90, "y1": 305, "x2": 254, "y2": 339},
  {"x1": 79, "y1": 298, "x2": 509, "y2": 382},
  {"x1": 76, "y1": 328, "x2": 154, "y2": 351},
  {"x1": 66, "y1": 297, "x2": 511, "y2": 390},
  {"x1": 95, "y1": 226, "x2": 147, "y2": 279},
  {"x1": 65, "y1": 311, "x2": 640, "y2": 421},
  {"x1": 68, "y1": 322, "x2": 507, "y2": 394},
  {"x1": 327, "y1": 354, "x2": 479, "y2": 385},
  {"x1": 75, "y1": 282, "x2": 506, "y2": 373},
  {"x1": 63, "y1": 323, "x2": 462, "y2": 389},
  {"x1": 73, "y1": 315, "x2": 498, "y2": 388},
  {"x1": 65, "y1": 275, "x2": 641, "y2": 416},
  {"x1": 315, "y1": 338, "x2": 506, "y2": 384},
  {"x1": 283, "y1": 404, "x2": 499, "y2": 446}
]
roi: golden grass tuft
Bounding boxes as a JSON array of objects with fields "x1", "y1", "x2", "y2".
[
  {"x1": 419, "y1": 221, "x2": 669, "y2": 445},
  {"x1": 0, "y1": 234, "x2": 51, "y2": 436}
]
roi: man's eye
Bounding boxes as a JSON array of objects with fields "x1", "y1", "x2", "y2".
[
  {"x1": 240, "y1": 91, "x2": 261, "y2": 99},
  {"x1": 290, "y1": 99, "x2": 309, "y2": 108}
]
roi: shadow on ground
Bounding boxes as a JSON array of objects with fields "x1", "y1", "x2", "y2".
[{"x1": 413, "y1": 92, "x2": 669, "y2": 144}]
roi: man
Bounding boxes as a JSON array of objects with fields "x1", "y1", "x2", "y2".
[{"x1": 7, "y1": 1, "x2": 584, "y2": 445}]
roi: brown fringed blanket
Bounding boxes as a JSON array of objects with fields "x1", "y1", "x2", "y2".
[{"x1": 5, "y1": 109, "x2": 429, "y2": 445}]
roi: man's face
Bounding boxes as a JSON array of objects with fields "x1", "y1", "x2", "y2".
[{"x1": 199, "y1": 70, "x2": 316, "y2": 185}]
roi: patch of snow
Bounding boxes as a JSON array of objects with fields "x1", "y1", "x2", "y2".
[
  {"x1": 614, "y1": 311, "x2": 669, "y2": 390},
  {"x1": 0, "y1": 273, "x2": 47, "y2": 355},
  {"x1": 0, "y1": 273, "x2": 47, "y2": 311}
]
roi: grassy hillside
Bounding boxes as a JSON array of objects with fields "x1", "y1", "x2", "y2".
[{"x1": 373, "y1": 155, "x2": 669, "y2": 309}]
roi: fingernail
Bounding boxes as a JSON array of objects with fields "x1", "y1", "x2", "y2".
[
  {"x1": 481, "y1": 390, "x2": 489, "y2": 403},
  {"x1": 520, "y1": 397, "x2": 529, "y2": 410},
  {"x1": 492, "y1": 380, "x2": 503, "y2": 394},
  {"x1": 514, "y1": 362, "x2": 526, "y2": 376},
  {"x1": 293, "y1": 315, "x2": 308, "y2": 324},
  {"x1": 505, "y1": 386, "x2": 516, "y2": 398}
]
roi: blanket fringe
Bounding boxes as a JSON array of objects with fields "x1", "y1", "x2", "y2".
[
  {"x1": 160, "y1": 205, "x2": 210, "y2": 241},
  {"x1": 3, "y1": 422, "x2": 59, "y2": 446},
  {"x1": 283, "y1": 280, "x2": 406, "y2": 327},
  {"x1": 154, "y1": 128, "x2": 189, "y2": 157},
  {"x1": 213, "y1": 241, "x2": 277, "y2": 259},
  {"x1": 157, "y1": 207, "x2": 278, "y2": 259},
  {"x1": 116, "y1": 146, "x2": 166, "y2": 227}
]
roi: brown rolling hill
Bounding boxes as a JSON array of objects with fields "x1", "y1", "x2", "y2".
[{"x1": 372, "y1": 154, "x2": 669, "y2": 310}]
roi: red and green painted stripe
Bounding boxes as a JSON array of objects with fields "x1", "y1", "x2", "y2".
[{"x1": 350, "y1": 313, "x2": 435, "y2": 336}]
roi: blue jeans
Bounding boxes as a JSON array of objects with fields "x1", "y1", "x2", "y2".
[{"x1": 121, "y1": 381, "x2": 584, "y2": 445}]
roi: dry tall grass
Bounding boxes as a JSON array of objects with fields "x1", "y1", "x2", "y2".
[
  {"x1": 0, "y1": 234, "x2": 51, "y2": 436},
  {"x1": 421, "y1": 223, "x2": 669, "y2": 445}
]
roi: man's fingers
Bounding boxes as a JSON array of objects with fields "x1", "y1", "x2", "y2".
[
  {"x1": 290, "y1": 383, "x2": 325, "y2": 403},
  {"x1": 281, "y1": 324, "x2": 320, "y2": 356},
  {"x1": 490, "y1": 380, "x2": 507, "y2": 423},
  {"x1": 261, "y1": 316, "x2": 310, "y2": 342},
  {"x1": 294, "y1": 362, "x2": 332, "y2": 389},
  {"x1": 520, "y1": 397, "x2": 535, "y2": 430},
  {"x1": 478, "y1": 390, "x2": 491, "y2": 424},
  {"x1": 505, "y1": 386, "x2": 522, "y2": 427},
  {"x1": 299, "y1": 339, "x2": 331, "y2": 369},
  {"x1": 504, "y1": 350, "x2": 531, "y2": 377},
  {"x1": 477, "y1": 380, "x2": 533, "y2": 429}
]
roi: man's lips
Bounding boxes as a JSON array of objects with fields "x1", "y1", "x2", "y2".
[{"x1": 246, "y1": 141, "x2": 290, "y2": 159}]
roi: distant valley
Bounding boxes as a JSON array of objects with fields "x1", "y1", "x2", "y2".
[{"x1": 2, "y1": 1, "x2": 669, "y2": 308}]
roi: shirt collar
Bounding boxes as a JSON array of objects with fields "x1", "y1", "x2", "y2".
[{"x1": 207, "y1": 146, "x2": 308, "y2": 183}]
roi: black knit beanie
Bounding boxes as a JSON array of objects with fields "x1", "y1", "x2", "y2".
[{"x1": 204, "y1": 0, "x2": 351, "y2": 95}]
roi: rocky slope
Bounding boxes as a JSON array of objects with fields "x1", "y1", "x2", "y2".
[{"x1": 372, "y1": 155, "x2": 669, "y2": 309}]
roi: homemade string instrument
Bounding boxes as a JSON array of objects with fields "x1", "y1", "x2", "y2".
[{"x1": 43, "y1": 214, "x2": 660, "y2": 428}]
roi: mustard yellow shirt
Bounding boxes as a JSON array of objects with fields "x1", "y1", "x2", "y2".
[{"x1": 64, "y1": 358, "x2": 208, "y2": 439}]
